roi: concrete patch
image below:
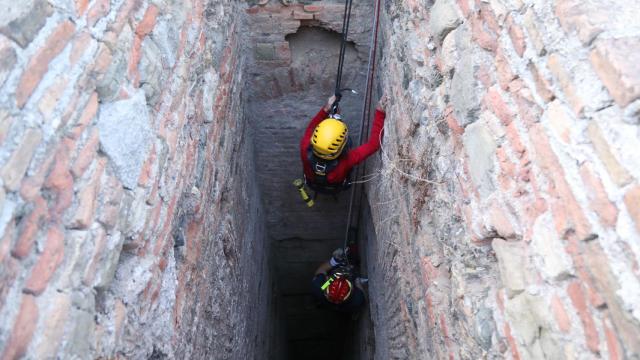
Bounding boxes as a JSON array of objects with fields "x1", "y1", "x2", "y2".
[{"x1": 97, "y1": 91, "x2": 153, "y2": 190}]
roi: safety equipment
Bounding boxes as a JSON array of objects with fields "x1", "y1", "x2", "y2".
[
  {"x1": 311, "y1": 119, "x2": 349, "y2": 160},
  {"x1": 325, "y1": 276, "x2": 352, "y2": 304},
  {"x1": 293, "y1": 179, "x2": 314, "y2": 207}
]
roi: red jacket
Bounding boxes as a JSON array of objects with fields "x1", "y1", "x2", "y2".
[{"x1": 300, "y1": 107, "x2": 386, "y2": 185}]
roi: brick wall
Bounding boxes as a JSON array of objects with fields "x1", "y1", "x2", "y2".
[
  {"x1": 0, "y1": 0, "x2": 273, "y2": 358},
  {"x1": 367, "y1": 0, "x2": 640, "y2": 358}
]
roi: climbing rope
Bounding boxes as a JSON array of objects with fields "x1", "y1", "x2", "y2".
[
  {"x1": 330, "y1": 0, "x2": 354, "y2": 115},
  {"x1": 343, "y1": 0, "x2": 383, "y2": 256}
]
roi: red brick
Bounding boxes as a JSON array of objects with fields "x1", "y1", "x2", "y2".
[
  {"x1": 1, "y1": 295, "x2": 39, "y2": 360},
  {"x1": 68, "y1": 92, "x2": 98, "y2": 139},
  {"x1": 136, "y1": 5, "x2": 159, "y2": 37},
  {"x1": 16, "y1": 21, "x2": 75, "y2": 108},
  {"x1": 19, "y1": 150, "x2": 56, "y2": 202},
  {"x1": 550, "y1": 295, "x2": 571, "y2": 333},
  {"x1": 303, "y1": 5, "x2": 322, "y2": 12},
  {"x1": 69, "y1": 31, "x2": 93, "y2": 65},
  {"x1": 23, "y1": 226, "x2": 65, "y2": 295},
  {"x1": 587, "y1": 122, "x2": 632, "y2": 187},
  {"x1": 71, "y1": 128, "x2": 100, "y2": 178},
  {"x1": 603, "y1": 316, "x2": 622, "y2": 360},
  {"x1": 528, "y1": 62, "x2": 554, "y2": 102},
  {"x1": 624, "y1": 185, "x2": 640, "y2": 233},
  {"x1": 92, "y1": 43, "x2": 113, "y2": 76},
  {"x1": 87, "y1": 0, "x2": 111, "y2": 26},
  {"x1": 108, "y1": 0, "x2": 142, "y2": 35},
  {"x1": 503, "y1": 323, "x2": 521, "y2": 360},
  {"x1": 11, "y1": 196, "x2": 48, "y2": 259},
  {"x1": 547, "y1": 53, "x2": 584, "y2": 115},
  {"x1": 456, "y1": 0, "x2": 471, "y2": 17},
  {"x1": 529, "y1": 124, "x2": 591, "y2": 239},
  {"x1": 470, "y1": 13, "x2": 498, "y2": 52},
  {"x1": 0, "y1": 249, "x2": 18, "y2": 309},
  {"x1": 478, "y1": 2, "x2": 500, "y2": 34},
  {"x1": 567, "y1": 281, "x2": 600, "y2": 353},
  {"x1": 546, "y1": 100, "x2": 573, "y2": 144},
  {"x1": 69, "y1": 158, "x2": 106, "y2": 229},
  {"x1": 76, "y1": 0, "x2": 89, "y2": 16},
  {"x1": 579, "y1": 164, "x2": 618, "y2": 227},
  {"x1": 0, "y1": 128, "x2": 43, "y2": 191},
  {"x1": 46, "y1": 140, "x2": 75, "y2": 220},
  {"x1": 138, "y1": 144, "x2": 157, "y2": 187},
  {"x1": 293, "y1": 10, "x2": 314, "y2": 20},
  {"x1": 590, "y1": 37, "x2": 640, "y2": 107},
  {"x1": 506, "y1": 15, "x2": 526, "y2": 57},
  {"x1": 495, "y1": 48, "x2": 516, "y2": 90},
  {"x1": 484, "y1": 86, "x2": 515, "y2": 126}
]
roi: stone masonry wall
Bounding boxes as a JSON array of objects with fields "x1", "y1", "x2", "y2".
[
  {"x1": 367, "y1": 0, "x2": 640, "y2": 359},
  {"x1": 0, "y1": 0, "x2": 273, "y2": 359}
]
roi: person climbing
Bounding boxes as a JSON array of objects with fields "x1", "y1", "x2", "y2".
[
  {"x1": 299, "y1": 94, "x2": 387, "y2": 195},
  {"x1": 311, "y1": 248, "x2": 367, "y2": 313}
]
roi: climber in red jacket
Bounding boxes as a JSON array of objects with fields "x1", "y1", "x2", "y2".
[{"x1": 300, "y1": 94, "x2": 387, "y2": 194}]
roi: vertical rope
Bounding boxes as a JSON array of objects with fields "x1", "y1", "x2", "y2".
[
  {"x1": 332, "y1": 0, "x2": 354, "y2": 114},
  {"x1": 343, "y1": 0, "x2": 383, "y2": 255}
]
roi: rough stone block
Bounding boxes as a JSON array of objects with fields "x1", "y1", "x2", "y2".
[
  {"x1": 590, "y1": 37, "x2": 640, "y2": 107},
  {"x1": 1, "y1": 128, "x2": 42, "y2": 191},
  {"x1": 555, "y1": 0, "x2": 616, "y2": 45},
  {"x1": 530, "y1": 213, "x2": 573, "y2": 281},
  {"x1": 429, "y1": 0, "x2": 462, "y2": 42},
  {"x1": 451, "y1": 26, "x2": 483, "y2": 126},
  {"x1": 0, "y1": 0, "x2": 52, "y2": 48},
  {"x1": 97, "y1": 90, "x2": 153, "y2": 190},
  {"x1": 492, "y1": 239, "x2": 528, "y2": 297},
  {"x1": 255, "y1": 42, "x2": 276, "y2": 60},
  {"x1": 150, "y1": 19, "x2": 179, "y2": 70},
  {"x1": 139, "y1": 37, "x2": 163, "y2": 105},
  {"x1": 32, "y1": 292, "x2": 71, "y2": 358},
  {"x1": 463, "y1": 120, "x2": 496, "y2": 199},
  {"x1": 0, "y1": 36, "x2": 16, "y2": 87}
]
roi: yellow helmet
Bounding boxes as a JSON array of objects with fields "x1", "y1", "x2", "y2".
[{"x1": 311, "y1": 118, "x2": 348, "y2": 160}]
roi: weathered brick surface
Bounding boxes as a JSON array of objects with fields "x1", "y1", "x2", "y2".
[
  {"x1": 15, "y1": 20, "x2": 75, "y2": 108},
  {"x1": 590, "y1": 37, "x2": 640, "y2": 107},
  {"x1": 368, "y1": 0, "x2": 640, "y2": 358},
  {"x1": 0, "y1": 0, "x2": 273, "y2": 358}
]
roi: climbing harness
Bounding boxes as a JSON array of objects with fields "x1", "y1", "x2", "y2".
[{"x1": 342, "y1": 0, "x2": 383, "y2": 258}]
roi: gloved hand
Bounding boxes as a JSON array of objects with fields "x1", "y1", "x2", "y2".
[
  {"x1": 324, "y1": 95, "x2": 337, "y2": 112},
  {"x1": 330, "y1": 248, "x2": 347, "y2": 267},
  {"x1": 376, "y1": 93, "x2": 388, "y2": 112}
]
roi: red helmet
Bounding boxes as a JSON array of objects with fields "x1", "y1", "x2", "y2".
[{"x1": 325, "y1": 277, "x2": 352, "y2": 304}]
